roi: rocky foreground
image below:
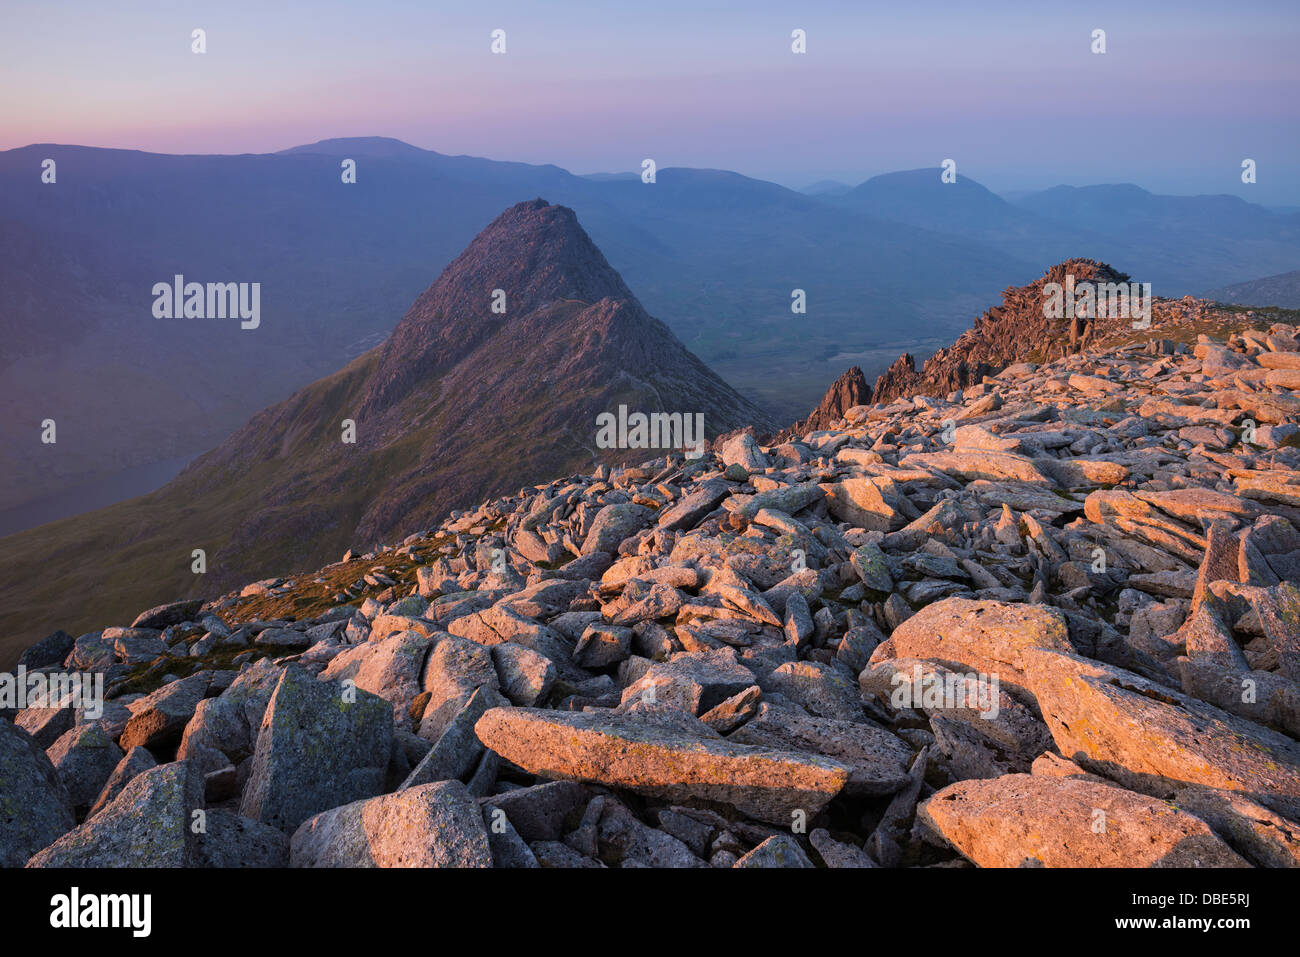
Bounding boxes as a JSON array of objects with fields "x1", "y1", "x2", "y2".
[{"x1": 5, "y1": 313, "x2": 1300, "y2": 868}]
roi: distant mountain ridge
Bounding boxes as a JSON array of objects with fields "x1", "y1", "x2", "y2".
[{"x1": 1202, "y1": 270, "x2": 1300, "y2": 309}]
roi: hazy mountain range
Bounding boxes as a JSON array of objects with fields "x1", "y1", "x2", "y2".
[
  {"x1": 1202, "y1": 269, "x2": 1300, "y2": 308},
  {"x1": 3, "y1": 136, "x2": 1299, "y2": 525}
]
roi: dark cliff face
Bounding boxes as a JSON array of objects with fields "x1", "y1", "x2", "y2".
[{"x1": 870, "y1": 259, "x2": 1131, "y2": 404}]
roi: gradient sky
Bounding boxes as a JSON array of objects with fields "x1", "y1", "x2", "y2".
[{"x1": 3, "y1": 0, "x2": 1299, "y2": 202}]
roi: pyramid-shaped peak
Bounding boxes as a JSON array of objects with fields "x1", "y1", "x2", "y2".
[
  {"x1": 456, "y1": 199, "x2": 633, "y2": 304},
  {"x1": 414, "y1": 198, "x2": 634, "y2": 320},
  {"x1": 361, "y1": 200, "x2": 637, "y2": 413}
]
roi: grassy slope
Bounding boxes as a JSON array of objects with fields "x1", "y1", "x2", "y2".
[{"x1": 0, "y1": 355, "x2": 385, "y2": 669}]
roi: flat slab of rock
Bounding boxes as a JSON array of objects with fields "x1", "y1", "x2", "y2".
[
  {"x1": 131, "y1": 599, "x2": 203, "y2": 629},
  {"x1": 871, "y1": 597, "x2": 1072, "y2": 696},
  {"x1": 920, "y1": 773, "x2": 1247, "y2": 867},
  {"x1": 657, "y1": 479, "x2": 731, "y2": 532},
  {"x1": 900, "y1": 450, "x2": 1051, "y2": 485},
  {"x1": 476, "y1": 707, "x2": 850, "y2": 825},
  {"x1": 819, "y1": 477, "x2": 902, "y2": 532},
  {"x1": 239, "y1": 666, "x2": 394, "y2": 833},
  {"x1": 120, "y1": 672, "x2": 211, "y2": 751},
  {"x1": 728, "y1": 703, "x2": 911, "y2": 796},
  {"x1": 290, "y1": 780, "x2": 491, "y2": 867},
  {"x1": 1024, "y1": 647, "x2": 1300, "y2": 819}
]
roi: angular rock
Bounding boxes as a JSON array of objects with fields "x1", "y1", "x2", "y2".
[
  {"x1": 620, "y1": 647, "x2": 756, "y2": 715},
  {"x1": 28, "y1": 761, "x2": 205, "y2": 867},
  {"x1": 120, "y1": 672, "x2": 211, "y2": 752},
  {"x1": 1023, "y1": 647, "x2": 1300, "y2": 819},
  {"x1": 131, "y1": 599, "x2": 203, "y2": 630},
  {"x1": 290, "y1": 780, "x2": 491, "y2": 867},
  {"x1": 419, "y1": 634, "x2": 499, "y2": 742},
  {"x1": 759, "y1": 660, "x2": 864, "y2": 723},
  {"x1": 729, "y1": 702, "x2": 911, "y2": 796},
  {"x1": 919, "y1": 773, "x2": 1247, "y2": 867},
  {"x1": 239, "y1": 666, "x2": 394, "y2": 833},
  {"x1": 196, "y1": 808, "x2": 290, "y2": 867},
  {"x1": 491, "y1": 643, "x2": 556, "y2": 706},
  {"x1": 733, "y1": 834, "x2": 814, "y2": 868},
  {"x1": 0, "y1": 721, "x2": 74, "y2": 867},
  {"x1": 871, "y1": 597, "x2": 1073, "y2": 699},
  {"x1": 475, "y1": 707, "x2": 850, "y2": 825},
  {"x1": 88, "y1": 745, "x2": 158, "y2": 818},
  {"x1": 582, "y1": 503, "x2": 654, "y2": 555},
  {"x1": 47, "y1": 722, "x2": 125, "y2": 812}
]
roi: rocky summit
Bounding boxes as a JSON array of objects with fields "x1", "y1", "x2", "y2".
[{"x1": 4, "y1": 296, "x2": 1300, "y2": 869}]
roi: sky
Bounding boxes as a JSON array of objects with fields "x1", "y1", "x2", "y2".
[{"x1": 3, "y1": 0, "x2": 1299, "y2": 202}]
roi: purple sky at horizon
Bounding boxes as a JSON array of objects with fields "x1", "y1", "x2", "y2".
[{"x1": 3, "y1": 0, "x2": 1298, "y2": 202}]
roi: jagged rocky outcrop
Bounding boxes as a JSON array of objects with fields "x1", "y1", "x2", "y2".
[
  {"x1": 6, "y1": 298, "x2": 1300, "y2": 869},
  {"x1": 871, "y1": 259, "x2": 1132, "y2": 404},
  {"x1": 778, "y1": 366, "x2": 871, "y2": 441}
]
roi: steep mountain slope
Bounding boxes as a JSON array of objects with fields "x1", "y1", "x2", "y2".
[
  {"x1": 1202, "y1": 269, "x2": 1300, "y2": 309},
  {"x1": 0, "y1": 200, "x2": 774, "y2": 667}
]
